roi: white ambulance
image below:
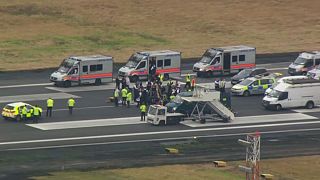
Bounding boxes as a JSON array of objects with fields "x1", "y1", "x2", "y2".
[
  {"x1": 263, "y1": 79, "x2": 320, "y2": 110},
  {"x1": 288, "y1": 51, "x2": 320, "y2": 75},
  {"x1": 50, "y1": 55, "x2": 113, "y2": 87},
  {"x1": 118, "y1": 50, "x2": 181, "y2": 82},
  {"x1": 193, "y1": 45, "x2": 256, "y2": 77}
]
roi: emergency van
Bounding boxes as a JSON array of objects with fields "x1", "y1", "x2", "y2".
[
  {"x1": 193, "y1": 45, "x2": 256, "y2": 77},
  {"x1": 118, "y1": 50, "x2": 181, "y2": 82},
  {"x1": 50, "y1": 55, "x2": 113, "y2": 87},
  {"x1": 231, "y1": 74, "x2": 279, "y2": 96},
  {"x1": 288, "y1": 51, "x2": 320, "y2": 75},
  {"x1": 264, "y1": 75, "x2": 308, "y2": 95},
  {"x1": 263, "y1": 79, "x2": 320, "y2": 110}
]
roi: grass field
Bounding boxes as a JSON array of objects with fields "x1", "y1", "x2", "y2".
[
  {"x1": 0, "y1": 0, "x2": 319, "y2": 71},
  {"x1": 32, "y1": 155, "x2": 320, "y2": 180}
]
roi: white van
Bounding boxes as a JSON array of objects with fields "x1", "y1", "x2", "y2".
[
  {"x1": 50, "y1": 55, "x2": 113, "y2": 87},
  {"x1": 288, "y1": 51, "x2": 320, "y2": 75},
  {"x1": 193, "y1": 45, "x2": 256, "y2": 77},
  {"x1": 262, "y1": 79, "x2": 320, "y2": 110},
  {"x1": 118, "y1": 50, "x2": 181, "y2": 82},
  {"x1": 264, "y1": 75, "x2": 308, "y2": 95}
]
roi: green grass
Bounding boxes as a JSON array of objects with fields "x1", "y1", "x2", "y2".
[{"x1": 32, "y1": 164, "x2": 243, "y2": 180}]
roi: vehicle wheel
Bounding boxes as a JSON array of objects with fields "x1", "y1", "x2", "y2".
[
  {"x1": 164, "y1": 74, "x2": 169, "y2": 81},
  {"x1": 302, "y1": 72, "x2": 307, "y2": 76},
  {"x1": 306, "y1": 101, "x2": 314, "y2": 109},
  {"x1": 275, "y1": 104, "x2": 282, "y2": 111},
  {"x1": 243, "y1": 91, "x2": 250, "y2": 97},
  {"x1": 64, "y1": 81, "x2": 71, "y2": 88},
  {"x1": 94, "y1": 78, "x2": 102, "y2": 86},
  {"x1": 159, "y1": 120, "x2": 165, "y2": 126}
]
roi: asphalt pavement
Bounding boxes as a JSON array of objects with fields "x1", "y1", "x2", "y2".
[{"x1": 0, "y1": 55, "x2": 320, "y2": 179}]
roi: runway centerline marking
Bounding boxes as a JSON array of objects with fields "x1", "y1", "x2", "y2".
[{"x1": 4, "y1": 120, "x2": 320, "y2": 146}]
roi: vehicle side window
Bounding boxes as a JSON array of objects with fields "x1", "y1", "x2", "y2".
[
  {"x1": 232, "y1": 56, "x2": 238, "y2": 62},
  {"x1": 83, "y1": 66, "x2": 88, "y2": 73},
  {"x1": 252, "y1": 80, "x2": 259, "y2": 86},
  {"x1": 315, "y1": 59, "x2": 320, "y2": 65},
  {"x1": 259, "y1": 69, "x2": 267, "y2": 74},
  {"x1": 268, "y1": 79, "x2": 274, "y2": 84},
  {"x1": 97, "y1": 64, "x2": 103, "y2": 71},
  {"x1": 278, "y1": 92, "x2": 288, "y2": 100},
  {"x1": 157, "y1": 60, "x2": 163, "y2": 67},
  {"x1": 215, "y1": 57, "x2": 220, "y2": 64},
  {"x1": 250, "y1": 70, "x2": 258, "y2": 76},
  {"x1": 260, "y1": 79, "x2": 269, "y2": 85},
  {"x1": 164, "y1": 59, "x2": 171, "y2": 66},
  {"x1": 90, "y1": 65, "x2": 97, "y2": 72},
  {"x1": 158, "y1": 109, "x2": 165, "y2": 115},
  {"x1": 137, "y1": 61, "x2": 146, "y2": 69},
  {"x1": 305, "y1": 59, "x2": 313, "y2": 67},
  {"x1": 239, "y1": 55, "x2": 245, "y2": 62}
]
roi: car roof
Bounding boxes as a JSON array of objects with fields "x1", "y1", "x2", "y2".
[{"x1": 7, "y1": 102, "x2": 29, "y2": 107}]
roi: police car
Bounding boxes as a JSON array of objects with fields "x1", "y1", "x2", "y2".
[
  {"x1": 231, "y1": 75, "x2": 278, "y2": 96},
  {"x1": 1, "y1": 102, "x2": 42, "y2": 121}
]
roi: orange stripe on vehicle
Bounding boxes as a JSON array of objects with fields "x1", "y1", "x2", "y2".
[
  {"x1": 231, "y1": 64, "x2": 256, "y2": 69},
  {"x1": 156, "y1": 68, "x2": 180, "y2": 74},
  {"x1": 80, "y1": 73, "x2": 113, "y2": 79}
]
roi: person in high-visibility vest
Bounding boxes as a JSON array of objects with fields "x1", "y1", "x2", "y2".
[
  {"x1": 21, "y1": 105, "x2": 27, "y2": 121},
  {"x1": 127, "y1": 90, "x2": 132, "y2": 108},
  {"x1": 68, "y1": 98, "x2": 75, "y2": 115},
  {"x1": 158, "y1": 74, "x2": 164, "y2": 83},
  {"x1": 185, "y1": 73, "x2": 191, "y2": 90},
  {"x1": 121, "y1": 87, "x2": 128, "y2": 106},
  {"x1": 219, "y1": 78, "x2": 226, "y2": 92},
  {"x1": 140, "y1": 103, "x2": 147, "y2": 121},
  {"x1": 46, "y1": 98, "x2": 54, "y2": 117},
  {"x1": 170, "y1": 94, "x2": 175, "y2": 101},
  {"x1": 33, "y1": 105, "x2": 40, "y2": 123},
  {"x1": 114, "y1": 88, "x2": 120, "y2": 107}
]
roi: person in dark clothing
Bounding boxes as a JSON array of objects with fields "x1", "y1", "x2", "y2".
[
  {"x1": 115, "y1": 76, "x2": 120, "y2": 89},
  {"x1": 121, "y1": 77, "x2": 126, "y2": 89}
]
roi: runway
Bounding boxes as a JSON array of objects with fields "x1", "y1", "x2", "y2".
[{"x1": 0, "y1": 55, "x2": 319, "y2": 178}]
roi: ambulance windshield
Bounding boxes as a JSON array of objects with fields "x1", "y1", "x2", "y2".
[
  {"x1": 126, "y1": 54, "x2": 144, "y2": 68},
  {"x1": 200, "y1": 50, "x2": 216, "y2": 64},
  {"x1": 58, "y1": 58, "x2": 77, "y2": 73},
  {"x1": 293, "y1": 57, "x2": 308, "y2": 65}
]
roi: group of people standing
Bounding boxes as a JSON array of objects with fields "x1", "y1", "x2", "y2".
[{"x1": 113, "y1": 74, "x2": 185, "y2": 121}]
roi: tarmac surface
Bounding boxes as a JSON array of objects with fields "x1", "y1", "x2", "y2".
[{"x1": 0, "y1": 53, "x2": 320, "y2": 179}]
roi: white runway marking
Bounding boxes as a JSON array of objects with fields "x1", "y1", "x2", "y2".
[
  {"x1": 0, "y1": 83, "x2": 53, "y2": 89},
  {"x1": 27, "y1": 113, "x2": 317, "y2": 131},
  {"x1": 181, "y1": 113, "x2": 317, "y2": 127},
  {"x1": 27, "y1": 116, "x2": 143, "y2": 130},
  {"x1": 3, "y1": 120, "x2": 320, "y2": 146},
  {"x1": 6, "y1": 127, "x2": 320, "y2": 151},
  {"x1": 46, "y1": 85, "x2": 116, "y2": 92},
  {"x1": 0, "y1": 93, "x2": 80, "y2": 103},
  {"x1": 292, "y1": 107, "x2": 320, "y2": 113}
]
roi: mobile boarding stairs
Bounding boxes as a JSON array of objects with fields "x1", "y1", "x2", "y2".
[{"x1": 181, "y1": 87, "x2": 235, "y2": 123}]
